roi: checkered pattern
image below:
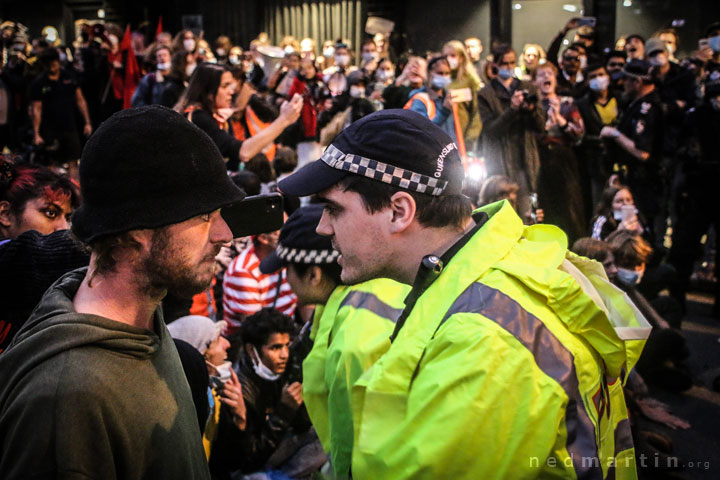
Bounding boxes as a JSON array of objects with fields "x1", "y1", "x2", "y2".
[
  {"x1": 276, "y1": 243, "x2": 340, "y2": 264},
  {"x1": 321, "y1": 144, "x2": 448, "y2": 196}
]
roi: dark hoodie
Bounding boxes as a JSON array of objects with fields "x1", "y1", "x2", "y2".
[{"x1": 0, "y1": 268, "x2": 210, "y2": 480}]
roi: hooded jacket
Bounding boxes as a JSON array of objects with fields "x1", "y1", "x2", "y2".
[
  {"x1": 0, "y1": 268, "x2": 210, "y2": 480},
  {"x1": 350, "y1": 200, "x2": 649, "y2": 480}
]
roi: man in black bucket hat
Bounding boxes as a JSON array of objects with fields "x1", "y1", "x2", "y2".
[{"x1": 0, "y1": 106, "x2": 273, "y2": 479}]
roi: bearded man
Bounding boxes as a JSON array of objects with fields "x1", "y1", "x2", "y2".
[{"x1": 0, "y1": 106, "x2": 266, "y2": 479}]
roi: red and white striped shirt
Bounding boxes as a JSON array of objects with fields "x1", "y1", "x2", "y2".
[{"x1": 222, "y1": 243, "x2": 297, "y2": 334}]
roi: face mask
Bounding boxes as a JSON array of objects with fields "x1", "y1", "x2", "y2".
[
  {"x1": 376, "y1": 69, "x2": 393, "y2": 82},
  {"x1": 157, "y1": 61, "x2": 171, "y2": 71},
  {"x1": 649, "y1": 56, "x2": 668, "y2": 68},
  {"x1": 229, "y1": 55, "x2": 240, "y2": 65},
  {"x1": 284, "y1": 45, "x2": 295, "y2": 54},
  {"x1": 250, "y1": 346, "x2": 280, "y2": 381},
  {"x1": 616, "y1": 267, "x2": 643, "y2": 286},
  {"x1": 349, "y1": 85, "x2": 365, "y2": 98},
  {"x1": 323, "y1": 47, "x2": 335, "y2": 57},
  {"x1": 613, "y1": 210, "x2": 624, "y2": 221},
  {"x1": 710, "y1": 35, "x2": 720, "y2": 54},
  {"x1": 183, "y1": 38, "x2": 196, "y2": 52},
  {"x1": 431, "y1": 74, "x2": 451, "y2": 89},
  {"x1": 589, "y1": 75, "x2": 610, "y2": 92},
  {"x1": 497, "y1": 67, "x2": 513, "y2": 80},
  {"x1": 58, "y1": 52, "x2": 67, "y2": 63},
  {"x1": 362, "y1": 51, "x2": 379, "y2": 63},
  {"x1": 447, "y1": 56, "x2": 459, "y2": 70},
  {"x1": 610, "y1": 71, "x2": 624, "y2": 82},
  {"x1": 579, "y1": 55, "x2": 588, "y2": 70},
  {"x1": 186, "y1": 63, "x2": 196, "y2": 77},
  {"x1": 208, "y1": 360, "x2": 233, "y2": 383},
  {"x1": 216, "y1": 48, "x2": 226, "y2": 57},
  {"x1": 335, "y1": 54, "x2": 350, "y2": 67}
]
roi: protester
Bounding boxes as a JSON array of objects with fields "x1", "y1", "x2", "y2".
[
  {"x1": 516, "y1": 43, "x2": 546, "y2": 81},
  {"x1": 131, "y1": 44, "x2": 171, "y2": 106},
  {"x1": 478, "y1": 43, "x2": 545, "y2": 217},
  {"x1": 442, "y1": 40, "x2": 482, "y2": 150},
  {"x1": 175, "y1": 63, "x2": 302, "y2": 170},
  {"x1": 0, "y1": 105, "x2": 272, "y2": 478}
]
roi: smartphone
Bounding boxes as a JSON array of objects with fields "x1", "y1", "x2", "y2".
[
  {"x1": 577, "y1": 17, "x2": 597, "y2": 28},
  {"x1": 221, "y1": 192, "x2": 284, "y2": 239},
  {"x1": 621, "y1": 204, "x2": 637, "y2": 223},
  {"x1": 450, "y1": 87, "x2": 473, "y2": 103},
  {"x1": 671, "y1": 19, "x2": 685, "y2": 28}
]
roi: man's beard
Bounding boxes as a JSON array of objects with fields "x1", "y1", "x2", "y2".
[{"x1": 140, "y1": 228, "x2": 220, "y2": 299}]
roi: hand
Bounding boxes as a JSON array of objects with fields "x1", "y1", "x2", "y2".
[
  {"x1": 618, "y1": 217, "x2": 641, "y2": 233},
  {"x1": 600, "y1": 126, "x2": 619, "y2": 139},
  {"x1": 281, "y1": 381, "x2": 303, "y2": 409},
  {"x1": 510, "y1": 90, "x2": 524, "y2": 110},
  {"x1": 83, "y1": 123, "x2": 92, "y2": 137},
  {"x1": 279, "y1": 94, "x2": 303, "y2": 126},
  {"x1": 564, "y1": 18, "x2": 580, "y2": 33},
  {"x1": 442, "y1": 93, "x2": 453, "y2": 111},
  {"x1": 219, "y1": 369, "x2": 247, "y2": 430},
  {"x1": 33, "y1": 133, "x2": 44, "y2": 145}
]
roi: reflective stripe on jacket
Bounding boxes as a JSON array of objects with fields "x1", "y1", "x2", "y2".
[
  {"x1": 245, "y1": 106, "x2": 276, "y2": 161},
  {"x1": 303, "y1": 279, "x2": 409, "y2": 478},
  {"x1": 351, "y1": 200, "x2": 648, "y2": 480}
]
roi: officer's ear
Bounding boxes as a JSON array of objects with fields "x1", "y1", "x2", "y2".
[
  {"x1": 387, "y1": 191, "x2": 416, "y2": 235},
  {"x1": 309, "y1": 265, "x2": 324, "y2": 286}
]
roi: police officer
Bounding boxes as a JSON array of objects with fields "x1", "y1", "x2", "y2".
[
  {"x1": 600, "y1": 59, "x2": 665, "y2": 246},
  {"x1": 258, "y1": 204, "x2": 409, "y2": 477},
  {"x1": 279, "y1": 109, "x2": 648, "y2": 479}
]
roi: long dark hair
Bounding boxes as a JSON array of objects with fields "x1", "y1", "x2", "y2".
[
  {"x1": 174, "y1": 63, "x2": 229, "y2": 113},
  {"x1": 594, "y1": 185, "x2": 625, "y2": 219}
]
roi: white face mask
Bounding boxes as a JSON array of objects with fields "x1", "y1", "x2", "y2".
[
  {"x1": 250, "y1": 346, "x2": 281, "y2": 381},
  {"x1": 229, "y1": 55, "x2": 240, "y2": 65},
  {"x1": 323, "y1": 47, "x2": 335, "y2": 57},
  {"x1": 376, "y1": 69, "x2": 394, "y2": 82},
  {"x1": 613, "y1": 210, "x2": 624, "y2": 221},
  {"x1": 589, "y1": 75, "x2": 610, "y2": 92},
  {"x1": 431, "y1": 74, "x2": 451, "y2": 90},
  {"x1": 362, "y1": 51, "x2": 379, "y2": 63},
  {"x1": 335, "y1": 54, "x2": 350, "y2": 67},
  {"x1": 216, "y1": 48, "x2": 226, "y2": 57},
  {"x1": 284, "y1": 45, "x2": 295, "y2": 54},
  {"x1": 447, "y1": 56, "x2": 459, "y2": 70},
  {"x1": 183, "y1": 38, "x2": 196, "y2": 52},
  {"x1": 349, "y1": 85, "x2": 365, "y2": 98},
  {"x1": 157, "y1": 61, "x2": 171, "y2": 71}
]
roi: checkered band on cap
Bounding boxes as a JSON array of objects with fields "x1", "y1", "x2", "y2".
[
  {"x1": 321, "y1": 144, "x2": 448, "y2": 196},
  {"x1": 276, "y1": 243, "x2": 340, "y2": 264}
]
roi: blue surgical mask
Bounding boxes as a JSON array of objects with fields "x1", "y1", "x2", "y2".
[
  {"x1": 589, "y1": 75, "x2": 610, "y2": 92},
  {"x1": 431, "y1": 74, "x2": 451, "y2": 89},
  {"x1": 497, "y1": 67, "x2": 513, "y2": 80},
  {"x1": 710, "y1": 35, "x2": 720, "y2": 54},
  {"x1": 616, "y1": 267, "x2": 642, "y2": 286},
  {"x1": 611, "y1": 71, "x2": 624, "y2": 82}
]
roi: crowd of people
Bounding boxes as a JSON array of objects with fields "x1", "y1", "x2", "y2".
[{"x1": 0, "y1": 12, "x2": 719, "y2": 480}]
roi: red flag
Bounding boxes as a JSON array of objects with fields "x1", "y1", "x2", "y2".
[
  {"x1": 119, "y1": 25, "x2": 140, "y2": 109},
  {"x1": 156, "y1": 16, "x2": 163, "y2": 41}
]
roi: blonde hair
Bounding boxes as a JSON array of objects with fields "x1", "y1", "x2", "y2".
[
  {"x1": 520, "y1": 43, "x2": 546, "y2": 71},
  {"x1": 443, "y1": 40, "x2": 480, "y2": 85}
]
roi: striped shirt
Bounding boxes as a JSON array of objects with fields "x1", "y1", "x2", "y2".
[{"x1": 222, "y1": 244, "x2": 297, "y2": 333}]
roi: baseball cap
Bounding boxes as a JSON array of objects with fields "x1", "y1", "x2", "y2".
[
  {"x1": 278, "y1": 109, "x2": 465, "y2": 198},
  {"x1": 259, "y1": 203, "x2": 338, "y2": 274},
  {"x1": 644, "y1": 38, "x2": 667, "y2": 57}
]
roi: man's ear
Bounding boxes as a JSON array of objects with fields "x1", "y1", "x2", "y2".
[
  {"x1": 127, "y1": 229, "x2": 153, "y2": 254},
  {"x1": 309, "y1": 265, "x2": 324, "y2": 286},
  {"x1": 0, "y1": 200, "x2": 13, "y2": 228},
  {"x1": 387, "y1": 191, "x2": 416, "y2": 234}
]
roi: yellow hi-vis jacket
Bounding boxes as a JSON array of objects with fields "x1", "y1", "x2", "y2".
[
  {"x1": 350, "y1": 200, "x2": 650, "y2": 480},
  {"x1": 302, "y1": 279, "x2": 410, "y2": 478}
]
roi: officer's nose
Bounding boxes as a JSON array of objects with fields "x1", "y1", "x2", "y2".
[{"x1": 316, "y1": 208, "x2": 334, "y2": 237}]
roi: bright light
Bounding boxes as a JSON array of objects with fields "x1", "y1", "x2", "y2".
[
  {"x1": 563, "y1": 5, "x2": 578, "y2": 12},
  {"x1": 98, "y1": 8, "x2": 105, "y2": 18},
  {"x1": 467, "y1": 160, "x2": 487, "y2": 182},
  {"x1": 513, "y1": 3, "x2": 522, "y2": 10},
  {"x1": 623, "y1": 0, "x2": 632, "y2": 6},
  {"x1": 563, "y1": 39, "x2": 570, "y2": 45}
]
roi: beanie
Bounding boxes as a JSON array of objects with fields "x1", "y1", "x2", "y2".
[{"x1": 72, "y1": 105, "x2": 246, "y2": 243}]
